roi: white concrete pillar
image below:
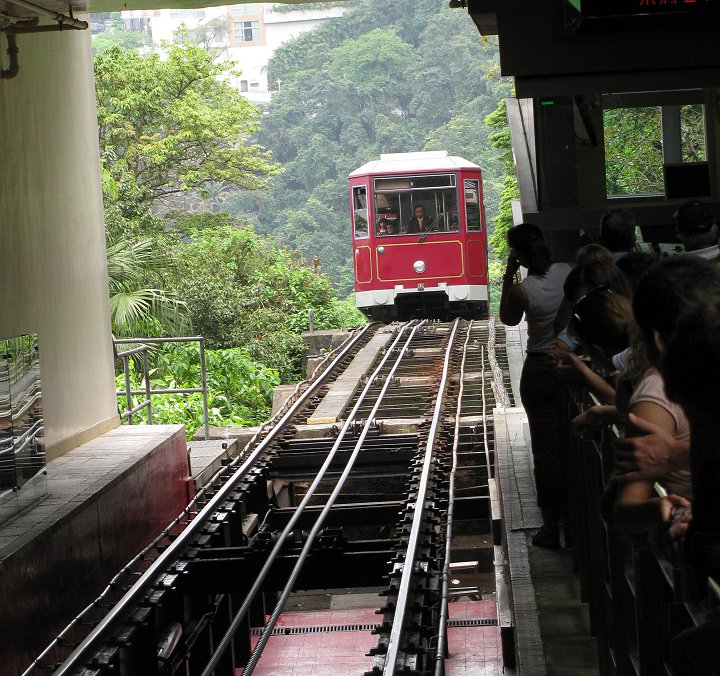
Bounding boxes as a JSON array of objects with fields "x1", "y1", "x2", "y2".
[{"x1": 0, "y1": 27, "x2": 119, "y2": 458}]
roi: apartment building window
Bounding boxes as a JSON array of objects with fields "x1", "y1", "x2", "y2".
[
  {"x1": 234, "y1": 20, "x2": 259, "y2": 42},
  {"x1": 170, "y1": 9, "x2": 204, "y2": 19},
  {"x1": 240, "y1": 80, "x2": 249, "y2": 92},
  {"x1": 232, "y1": 3, "x2": 259, "y2": 16}
]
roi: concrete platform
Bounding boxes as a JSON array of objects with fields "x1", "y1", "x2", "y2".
[
  {"x1": 307, "y1": 329, "x2": 394, "y2": 425},
  {"x1": 494, "y1": 319, "x2": 599, "y2": 675},
  {"x1": 302, "y1": 329, "x2": 356, "y2": 377},
  {"x1": 0, "y1": 424, "x2": 190, "y2": 675}
]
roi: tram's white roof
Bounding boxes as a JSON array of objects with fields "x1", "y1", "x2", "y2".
[{"x1": 349, "y1": 151, "x2": 480, "y2": 177}]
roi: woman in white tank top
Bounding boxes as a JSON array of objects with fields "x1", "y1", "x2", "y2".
[{"x1": 500, "y1": 223, "x2": 572, "y2": 548}]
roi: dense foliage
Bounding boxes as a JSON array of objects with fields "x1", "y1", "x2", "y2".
[
  {"x1": 95, "y1": 1, "x2": 514, "y2": 434},
  {"x1": 94, "y1": 37, "x2": 366, "y2": 435},
  {"x1": 117, "y1": 342, "x2": 280, "y2": 437},
  {"x1": 604, "y1": 104, "x2": 705, "y2": 197},
  {"x1": 106, "y1": 231, "x2": 190, "y2": 338},
  {"x1": 224, "y1": 0, "x2": 511, "y2": 295},
  {"x1": 167, "y1": 213, "x2": 365, "y2": 381},
  {"x1": 94, "y1": 40, "x2": 280, "y2": 209}
]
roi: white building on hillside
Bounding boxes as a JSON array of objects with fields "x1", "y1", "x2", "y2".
[{"x1": 120, "y1": 3, "x2": 345, "y2": 106}]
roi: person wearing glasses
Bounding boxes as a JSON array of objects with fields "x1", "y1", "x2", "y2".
[{"x1": 500, "y1": 223, "x2": 573, "y2": 548}]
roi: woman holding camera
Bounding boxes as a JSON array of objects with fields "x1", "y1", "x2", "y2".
[{"x1": 500, "y1": 223, "x2": 573, "y2": 548}]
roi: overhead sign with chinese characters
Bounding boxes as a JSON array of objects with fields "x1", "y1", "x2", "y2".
[{"x1": 570, "y1": 0, "x2": 720, "y2": 18}]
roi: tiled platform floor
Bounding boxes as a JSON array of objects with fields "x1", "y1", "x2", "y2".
[{"x1": 248, "y1": 600, "x2": 501, "y2": 675}]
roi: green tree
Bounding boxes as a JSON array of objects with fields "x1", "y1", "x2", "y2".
[
  {"x1": 94, "y1": 40, "x2": 280, "y2": 210},
  {"x1": 486, "y1": 98, "x2": 518, "y2": 262},
  {"x1": 188, "y1": 17, "x2": 228, "y2": 50},
  {"x1": 118, "y1": 342, "x2": 280, "y2": 437},
  {"x1": 167, "y1": 214, "x2": 364, "y2": 381},
  {"x1": 92, "y1": 29, "x2": 149, "y2": 55},
  {"x1": 604, "y1": 107, "x2": 664, "y2": 197},
  {"x1": 485, "y1": 98, "x2": 519, "y2": 316},
  {"x1": 603, "y1": 105, "x2": 706, "y2": 198}
]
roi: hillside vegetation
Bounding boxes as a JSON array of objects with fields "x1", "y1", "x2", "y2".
[{"x1": 95, "y1": 0, "x2": 512, "y2": 433}]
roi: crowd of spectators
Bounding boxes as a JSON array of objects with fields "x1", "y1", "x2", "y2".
[{"x1": 500, "y1": 201, "x2": 720, "y2": 667}]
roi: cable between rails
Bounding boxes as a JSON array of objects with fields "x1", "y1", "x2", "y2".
[{"x1": 433, "y1": 321, "x2": 475, "y2": 675}]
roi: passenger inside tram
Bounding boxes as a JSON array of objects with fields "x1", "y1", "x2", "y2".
[
  {"x1": 406, "y1": 205, "x2": 432, "y2": 234},
  {"x1": 372, "y1": 177, "x2": 460, "y2": 236}
]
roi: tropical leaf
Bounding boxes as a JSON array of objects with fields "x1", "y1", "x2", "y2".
[{"x1": 107, "y1": 234, "x2": 191, "y2": 337}]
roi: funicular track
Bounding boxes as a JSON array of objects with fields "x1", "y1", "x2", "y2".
[{"x1": 28, "y1": 319, "x2": 505, "y2": 676}]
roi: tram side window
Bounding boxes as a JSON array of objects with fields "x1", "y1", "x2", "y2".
[
  {"x1": 352, "y1": 186, "x2": 369, "y2": 238},
  {"x1": 434, "y1": 189, "x2": 459, "y2": 232},
  {"x1": 464, "y1": 180, "x2": 482, "y2": 231}
]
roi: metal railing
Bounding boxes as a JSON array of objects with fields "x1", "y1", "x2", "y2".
[
  {"x1": 566, "y1": 388, "x2": 720, "y2": 675},
  {"x1": 114, "y1": 336, "x2": 210, "y2": 440}
]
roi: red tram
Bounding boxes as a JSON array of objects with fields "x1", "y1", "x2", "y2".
[{"x1": 349, "y1": 151, "x2": 489, "y2": 321}]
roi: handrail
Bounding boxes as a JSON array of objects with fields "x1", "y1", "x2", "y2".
[
  {"x1": 113, "y1": 336, "x2": 210, "y2": 440},
  {"x1": 565, "y1": 387, "x2": 719, "y2": 674}
]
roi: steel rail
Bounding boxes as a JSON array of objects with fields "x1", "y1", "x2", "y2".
[
  {"x1": 434, "y1": 325, "x2": 475, "y2": 675},
  {"x1": 383, "y1": 318, "x2": 461, "y2": 675},
  {"x1": 200, "y1": 320, "x2": 423, "y2": 676},
  {"x1": 27, "y1": 324, "x2": 350, "y2": 675},
  {"x1": 47, "y1": 322, "x2": 376, "y2": 676},
  {"x1": 26, "y1": 325, "x2": 375, "y2": 676},
  {"x1": 487, "y1": 318, "x2": 512, "y2": 408},
  {"x1": 242, "y1": 322, "x2": 428, "y2": 674}
]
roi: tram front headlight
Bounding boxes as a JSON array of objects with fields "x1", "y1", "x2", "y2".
[{"x1": 413, "y1": 260, "x2": 426, "y2": 274}]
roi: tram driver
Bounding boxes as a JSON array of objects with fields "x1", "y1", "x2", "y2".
[{"x1": 407, "y1": 205, "x2": 433, "y2": 234}]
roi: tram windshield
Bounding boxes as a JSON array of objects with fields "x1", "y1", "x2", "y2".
[{"x1": 373, "y1": 173, "x2": 459, "y2": 236}]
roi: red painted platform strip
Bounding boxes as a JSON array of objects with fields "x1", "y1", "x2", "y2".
[
  {"x1": 445, "y1": 601, "x2": 502, "y2": 676},
  {"x1": 447, "y1": 599, "x2": 497, "y2": 620},
  {"x1": 445, "y1": 626, "x2": 502, "y2": 675},
  {"x1": 273, "y1": 607, "x2": 380, "y2": 628},
  {"x1": 246, "y1": 600, "x2": 501, "y2": 675}
]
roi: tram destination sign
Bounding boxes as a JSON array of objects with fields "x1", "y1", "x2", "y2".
[{"x1": 568, "y1": 0, "x2": 720, "y2": 18}]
